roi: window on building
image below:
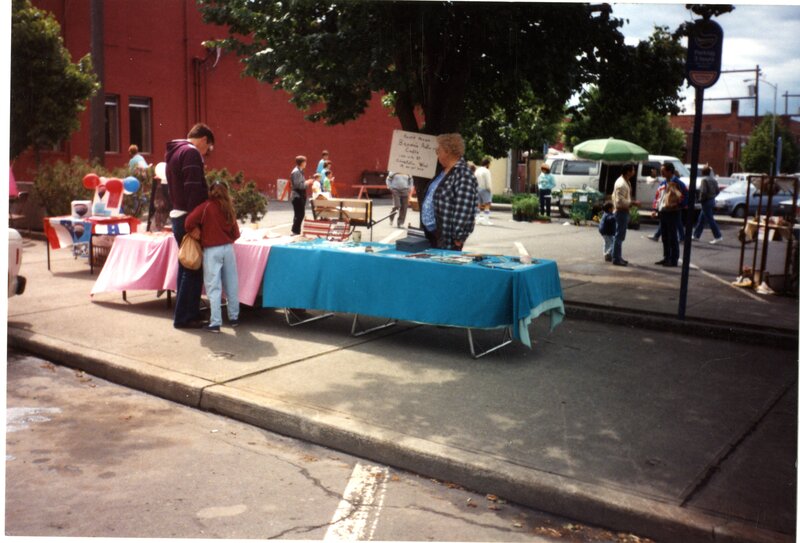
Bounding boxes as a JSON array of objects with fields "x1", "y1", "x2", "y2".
[
  {"x1": 129, "y1": 97, "x2": 152, "y2": 153},
  {"x1": 105, "y1": 95, "x2": 120, "y2": 153}
]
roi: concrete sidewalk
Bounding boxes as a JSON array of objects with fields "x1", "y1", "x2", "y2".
[{"x1": 8, "y1": 202, "x2": 798, "y2": 542}]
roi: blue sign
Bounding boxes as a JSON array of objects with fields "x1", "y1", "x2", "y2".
[{"x1": 686, "y1": 19, "x2": 723, "y2": 88}]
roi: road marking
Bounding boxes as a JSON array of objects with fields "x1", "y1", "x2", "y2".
[
  {"x1": 687, "y1": 262, "x2": 767, "y2": 303},
  {"x1": 324, "y1": 462, "x2": 389, "y2": 541},
  {"x1": 7, "y1": 407, "x2": 62, "y2": 432}
]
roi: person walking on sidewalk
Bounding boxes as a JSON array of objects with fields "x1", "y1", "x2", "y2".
[
  {"x1": 692, "y1": 165, "x2": 723, "y2": 244},
  {"x1": 537, "y1": 163, "x2": 555, "y2": 217},
  {"x1": 598, "y1": 201, "x2": 616, "y2": 262},
  {"x1": 290, "y1": 156, "x2": 313, "y2": 235},
  {"x1": 475, "y1": 157, "x2": 493, "y2": 225},
  {"x1": 386, "y1": 171, "x2": 413, "y2": 228},
  {"x1": 611, "y1": 163, "x2": 635, "y2": 266},
  {"x1": 185, "y1": 181, "x2": 241, "y2": 333},
  {"x1": 165, "y1": 123, "x2": 214, "y2": 329}
]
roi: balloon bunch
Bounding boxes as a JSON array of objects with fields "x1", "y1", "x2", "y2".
[{"x1": 83, "y1": 173, "x2": 141, "y2": 216}]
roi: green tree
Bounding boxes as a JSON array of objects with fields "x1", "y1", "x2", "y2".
[
  {"x1": 741, "y1": 115, "x2": 800, "y2": 174},
  {"x1": 10, "y1": 0, "x2": 99, "y2": 160},
  {"x1": 198, "y1": 1, "x2": 626, "y2": 139},
  {"x1": 564, "y1": 26, "x2": 686, "y2": 147}
]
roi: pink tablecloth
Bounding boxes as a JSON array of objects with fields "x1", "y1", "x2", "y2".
[
  {"x1": 91, "y1": 233, "x2": 179, "y2": 295},
  {"x1": 91, "y1": 232, "x2": 292, "y2": 306}
]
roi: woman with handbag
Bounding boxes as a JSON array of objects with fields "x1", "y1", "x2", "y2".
[
  {"x1": 653, "y1": 162, "x2": 686, "y2": 267},
  {"x1": 185, "y1": 181, "x2": 241, "y2": 333}
]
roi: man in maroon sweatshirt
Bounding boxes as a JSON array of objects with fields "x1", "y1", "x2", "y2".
[{"x1": 165, "y1": 123, "x2": 214, "y2": 329}]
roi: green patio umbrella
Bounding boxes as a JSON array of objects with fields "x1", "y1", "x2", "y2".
[{"x1": 573, "y1": 138, "x2": 649, "y2": 162}]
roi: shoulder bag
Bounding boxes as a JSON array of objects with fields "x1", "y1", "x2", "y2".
[{"x1": 178, "y1": 203, "x2": 208, "y2": 270}]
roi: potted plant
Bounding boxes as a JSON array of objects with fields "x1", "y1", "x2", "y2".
[
  {"x1": 629, "y1": 205, "x2": 640, "y2": 230},
  {"x1": 511, "y1": 197, "x2": 526, "y2": 221}
]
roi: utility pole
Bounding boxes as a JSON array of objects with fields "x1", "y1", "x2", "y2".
[{"x1": 784, "y1": 92, "x2": 800, "y2": 115}]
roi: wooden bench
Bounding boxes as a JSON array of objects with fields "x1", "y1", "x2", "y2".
[
  {"x1": 310, "y1": 198, "x2": 372, "y2": 227},
  {"x1": 352, "y1": 184, "x2": 391, "y2": 199}
]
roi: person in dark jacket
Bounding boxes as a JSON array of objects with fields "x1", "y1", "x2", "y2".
[
  {"x1": 598, "y1": 201, "x2": 616, "y2": 262},
  {"x1": 165, "y1": 123, "x2": 214, "y2": 329},
  {"x1": 185, "y1": 181, "x2": 241, "y2": 333},
  {"x1": 420, "y1": 133, "x2": 479, "y2": 250}
]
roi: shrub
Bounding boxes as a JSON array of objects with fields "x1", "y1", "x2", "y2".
[
  {"x1": 206, "y1": 168, "x2": 268, "y2": 223},
  {"x1": 33, "y1": 157, "x2": 99, "y2": 216},
  {"x1": 32, "y1": 157, "x2": 151, "y2": 218},
  {"x1": 492, "y1": 194, "x2": 513, "y2": 204}
]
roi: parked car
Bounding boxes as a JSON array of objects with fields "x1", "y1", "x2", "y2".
[
  {"x1": 714, "y1": 179, "x2": 793, "y2": 218},
  {"x1": 8, "y1": 228, "x2": 26, "y2": 297}
]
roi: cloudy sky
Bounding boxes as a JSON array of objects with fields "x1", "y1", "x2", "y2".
[{"x1": 610, "y1": 2, "x2": 800, "y2": 118}]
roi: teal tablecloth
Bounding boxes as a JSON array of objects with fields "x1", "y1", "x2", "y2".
[{"x1": 261, "y1": 240, "x2": 565, "y2": 347}]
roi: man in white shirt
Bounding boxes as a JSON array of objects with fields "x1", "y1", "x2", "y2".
[
  {"x1": 611, "y1": 163, "x2": 635, "y2": 266},
  {"x1": 474, "y1": 157, "x2": 493, "y2": 225}
]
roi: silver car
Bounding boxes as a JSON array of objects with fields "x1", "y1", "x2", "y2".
[{"x1": 714, "y1": 179, "x2": 793, "y2": 218}]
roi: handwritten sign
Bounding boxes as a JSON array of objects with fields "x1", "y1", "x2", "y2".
[{"x1": 387, "y1": 130, "x2": 438, "y2": 179}]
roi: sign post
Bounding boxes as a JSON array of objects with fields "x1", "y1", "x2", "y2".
[{"x1": 678, "y1": 18, "x2": 723, "y2": 319}]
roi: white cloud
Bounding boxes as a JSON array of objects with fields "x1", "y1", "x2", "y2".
[{"x1": 612, "y1": 2, "x2": 800, "y2": 118}]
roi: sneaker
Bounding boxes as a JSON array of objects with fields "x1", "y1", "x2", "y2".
[
  {"x1": 692, "y1": 236, "x2": 701, "y2": 241},
  {"x1": 710, "y1": 237, "x2": 723, "y2": 244},
  {"x1": 605, "y1": 254, "x2": 612, "y2": 262},
  {"x1": 484, "y1": 219, "x2": 493, "y2": 225},
  {"x1": 205, "y1": 324, "x2": 221, "y2": 333},
  {"x1": 647, "y1": 234, "x2": 659, "y2": 241},
  {"x1": 612, "y1": 260, "x2": 628, "y2": 266},
  {"x1": 229, "y1": 319, "x2": 240, "y2": 328}
]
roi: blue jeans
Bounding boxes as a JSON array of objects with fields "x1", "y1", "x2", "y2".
[
  {"x1": 602, "y1": 235, "x2": 613, "y2": 256},
  {"x1": 659, "y1": 210, "x2": 681, "y2": 265},
  {"x1": 171, "y1": 215, "x2": 204, "y2": 326},
  {"x1": 693, "y1": 198, "x2": 722, "y2": 240},
  {"x1": 203, "y1": 243, "x2": 240, "y2": 327},
  {"x1": 612, "y1": 210, "x2": 629, "y2": 263}
]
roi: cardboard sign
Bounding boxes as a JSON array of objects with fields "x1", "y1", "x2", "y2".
[{"x1": 387, "y1": 130, "x2": 438, "y2": 179}]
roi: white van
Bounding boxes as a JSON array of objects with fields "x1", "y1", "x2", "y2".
[{"x1": 545, "y1": 154, "x2": 600, "y2": 191}]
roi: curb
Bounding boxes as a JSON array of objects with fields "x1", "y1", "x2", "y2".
[
  {"x1": 563, "y1": 301, "x2": 798, "y2": 350},
  {"x1": 7, "y1": 325, "x2": 793, "y2": 543}
]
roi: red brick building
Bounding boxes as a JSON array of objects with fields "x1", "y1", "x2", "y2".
[
  {"x1": 13, "y1": 0, "x2": 401, "y2": 198},
  {"x1": 669, "y1": 100, "x2": 800, "y2": 176}
]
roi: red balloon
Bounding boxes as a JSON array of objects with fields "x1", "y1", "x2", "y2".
[{"x1": 83, "y1": 173, "x2": 100, "y2": 189}]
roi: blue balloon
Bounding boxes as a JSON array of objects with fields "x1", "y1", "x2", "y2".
[{"x1": 123, "y1": 176, "x2": 140, "y2": 194}]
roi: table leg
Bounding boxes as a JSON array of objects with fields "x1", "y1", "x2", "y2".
[
  {"x1": 467, "y1": 327, "x2": 513, "y2": 359},
  {"x1": 47, "y1": 242, "x2": 51, "y2": 271},
  {"x1": 350, "y1": 314, "x2": 396, "y2": 336},
  {"x1": 284, "y1": 307, "x2": 334, "y2": 326}
]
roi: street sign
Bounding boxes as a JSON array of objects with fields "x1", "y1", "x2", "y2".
[{"x1": 686, "y1": 19, "x2": 723, "y2": 88}]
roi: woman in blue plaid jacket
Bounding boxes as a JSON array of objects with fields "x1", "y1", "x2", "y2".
[{"x1": 420, "y1": 133, "x2": 479, "y2": 251}]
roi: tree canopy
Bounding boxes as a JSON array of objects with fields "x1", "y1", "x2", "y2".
[
  {"x1": 741, "y1": 115, "x2": 800, "y2": 174},
  {"x1": 563, "y1": 26, "x2": 686, "y2": 152},
  {"x1": 198, "y1": 1, "x2": 631, "y2": 155},
  {"x1": 11, "y1": 0, "x2": 99, "y2": 160}
]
